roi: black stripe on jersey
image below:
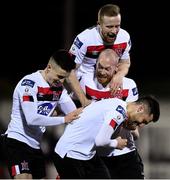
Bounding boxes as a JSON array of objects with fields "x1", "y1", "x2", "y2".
[
  {"x1": 37, "y1": 92, "x2": 62, "y2": 101},
  {"x1": 86, "y1": 52, "x2": 100, "y2": 59},
  {"x1": 37, "y1": 94, "x2": 54, "y2": 101},
  {"x1": 37, "y1": 86, "x2": 63, "y2": 101}
]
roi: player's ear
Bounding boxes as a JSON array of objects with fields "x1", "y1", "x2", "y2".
[
  {"x1": 46, "y1": 63, "x2": 52, "y2": 73},
  {"x1": 137, "y1": 105, "x2": 144, "y2": 113}
]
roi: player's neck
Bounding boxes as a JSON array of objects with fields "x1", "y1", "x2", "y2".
[{"x1": 40, "y1": 70, "x2": 47, "y2": 82}]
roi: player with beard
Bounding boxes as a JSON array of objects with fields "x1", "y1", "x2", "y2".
[
  {"x1": 67, "y1": 4, "x2": 131, "y2": 107},
  {"x1": 53, "y1": 95, "x2": 160, "y2": 179},
  {"x1": 76, "y1": 49, "x2": 144, "y2": 179}
]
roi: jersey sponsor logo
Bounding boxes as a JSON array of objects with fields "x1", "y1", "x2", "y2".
[
  {"x1": 74, "y1": 37, "x2": 83, "y2": 49},
  {"x1": 132, "y1": 87, "x2": 138, "y2": 96},
  {"x1": 37, "y1": 103, "x2": 53, "y2": 116},
  {"x1": 21, "y1": 79, "x2": 35, "y2": 88},
  {"x1": 116, "y1": 105, "x2": 126, "y2": 119}
]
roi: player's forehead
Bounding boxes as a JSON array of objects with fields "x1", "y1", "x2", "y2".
[
  {"x1": 102, "y1": 14, "x2": 121, "y2": 23},
  {"x1": 97, "y1": 61, "x2": 112, "y2": 70},
  {"x1": 51, "y1": 63, "x2": 68, "y2": 76},
  {"x1": 98, "y1": 56, "x2": 116, "y2": 67}
]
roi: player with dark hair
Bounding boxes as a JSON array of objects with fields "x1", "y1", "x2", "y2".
[
  {"x1": 53, "y1": 95, "x2": 160, "y2": 179},
  {"x1": 4, "y1": 49, "x2": 82, "y2": 179}
]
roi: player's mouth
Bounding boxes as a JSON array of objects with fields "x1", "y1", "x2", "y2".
[
  {"x1": 107, "y1": 33, "x2": 116, "y2": 42},
  {"x1": 97, "y1": 76, "x2": 107, "y2": 84},
  {"x1": 108, "y1": 33, "x2": 116, "y2": 38}
]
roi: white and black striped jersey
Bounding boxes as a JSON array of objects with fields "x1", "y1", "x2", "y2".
[
  {"x1": 55, "y1": 98, "x2": 127, "y2": 160},
  {"x1": 6, "y1": 71, "x2": 76, "y2": 149},
  {"x1": 69, "y1": 26, "x2": 131, "y2": 79},
  {"x1": 78, "y1": 73, "x2": 138, "y2": 156}
]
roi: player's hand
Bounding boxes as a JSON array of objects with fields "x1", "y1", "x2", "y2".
[
  {"x1": 109, "y1": 74, "x2": 123, "y2": 96},
  {"x1": 115, "y1": 136, "x2": 127, "y2": 149},
  {"x1": 64, "y1": 107, "x2": 83, "y2": 123}
]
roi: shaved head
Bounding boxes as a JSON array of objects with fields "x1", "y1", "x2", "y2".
[
  {"x1": 98, "y1": 49, "x2": 119, "y2": 66},
  {"x1": 96, "y1": 49, "x2": 119, "y2": 87}
]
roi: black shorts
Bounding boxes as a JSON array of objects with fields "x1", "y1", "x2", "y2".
[
  {"x1": 101, "y1": 149, "x2": 144, "y2": 179},
  {"x1": 0, "y1": 134, "x2": 6, "y2": 162},
  {"x1": 53, "y1": 152, "x2": 111, "y2": 179},
  {"x1": 5, "y1": 137, "x2": 46, "y2": 179}
]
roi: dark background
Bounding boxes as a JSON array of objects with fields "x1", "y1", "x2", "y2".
[{"x1": 1, "y1": 0, "x2": 170, "y2": 97}]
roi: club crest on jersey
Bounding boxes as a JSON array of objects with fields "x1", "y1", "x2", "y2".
[
  {"x1": 21, "y1": 79, "x2": 35, "y2": 88},
  {"x1": 116, "y1": 105, "x2": 126, "y2": 119},
  {"x1": 117, "y1": 115, "x2": 121, "y2": 120},
  {"x1": 132, "y1": 87, "x2": 138, "y2": 96},
  {"x1": 24, "y1": 87, "x2": 29, "y2": 93},
  {"x1": 114, "y1": 90, "x2": 123, "y2": 99},
  {"x1": 114, "y1": 48, "x2": 124, "y2": 58},
  {"x1": 37, "y1": 103, "x2": 53, "y2": 116},
  {"x1": 74, "y1": 37, "x2": 83, "y2": 49}
]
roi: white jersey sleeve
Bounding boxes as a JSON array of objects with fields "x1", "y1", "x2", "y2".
[
  {"x1": 95, "y1": 103, "x2": 126, "y2": 148},
  {"x1": 122, "y1": 77, "x2": 138, "y2": 102},
  {"x1": 69, "y1": 30, "x2": 88, "y2": 65},
  {"x1": 6, "y1": 71, "x2": 75, "y2": 149},
  {"x1": 58, "y1": 89, "x2": 77, "y2": 114}
]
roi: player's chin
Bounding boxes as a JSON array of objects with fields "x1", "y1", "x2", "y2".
[
  {"x1": 98, "y1": 78, "x2": 107, "y2": 84},
  {"x1": 106, "y1": 37, "x2": 115, "y2": 43}
]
